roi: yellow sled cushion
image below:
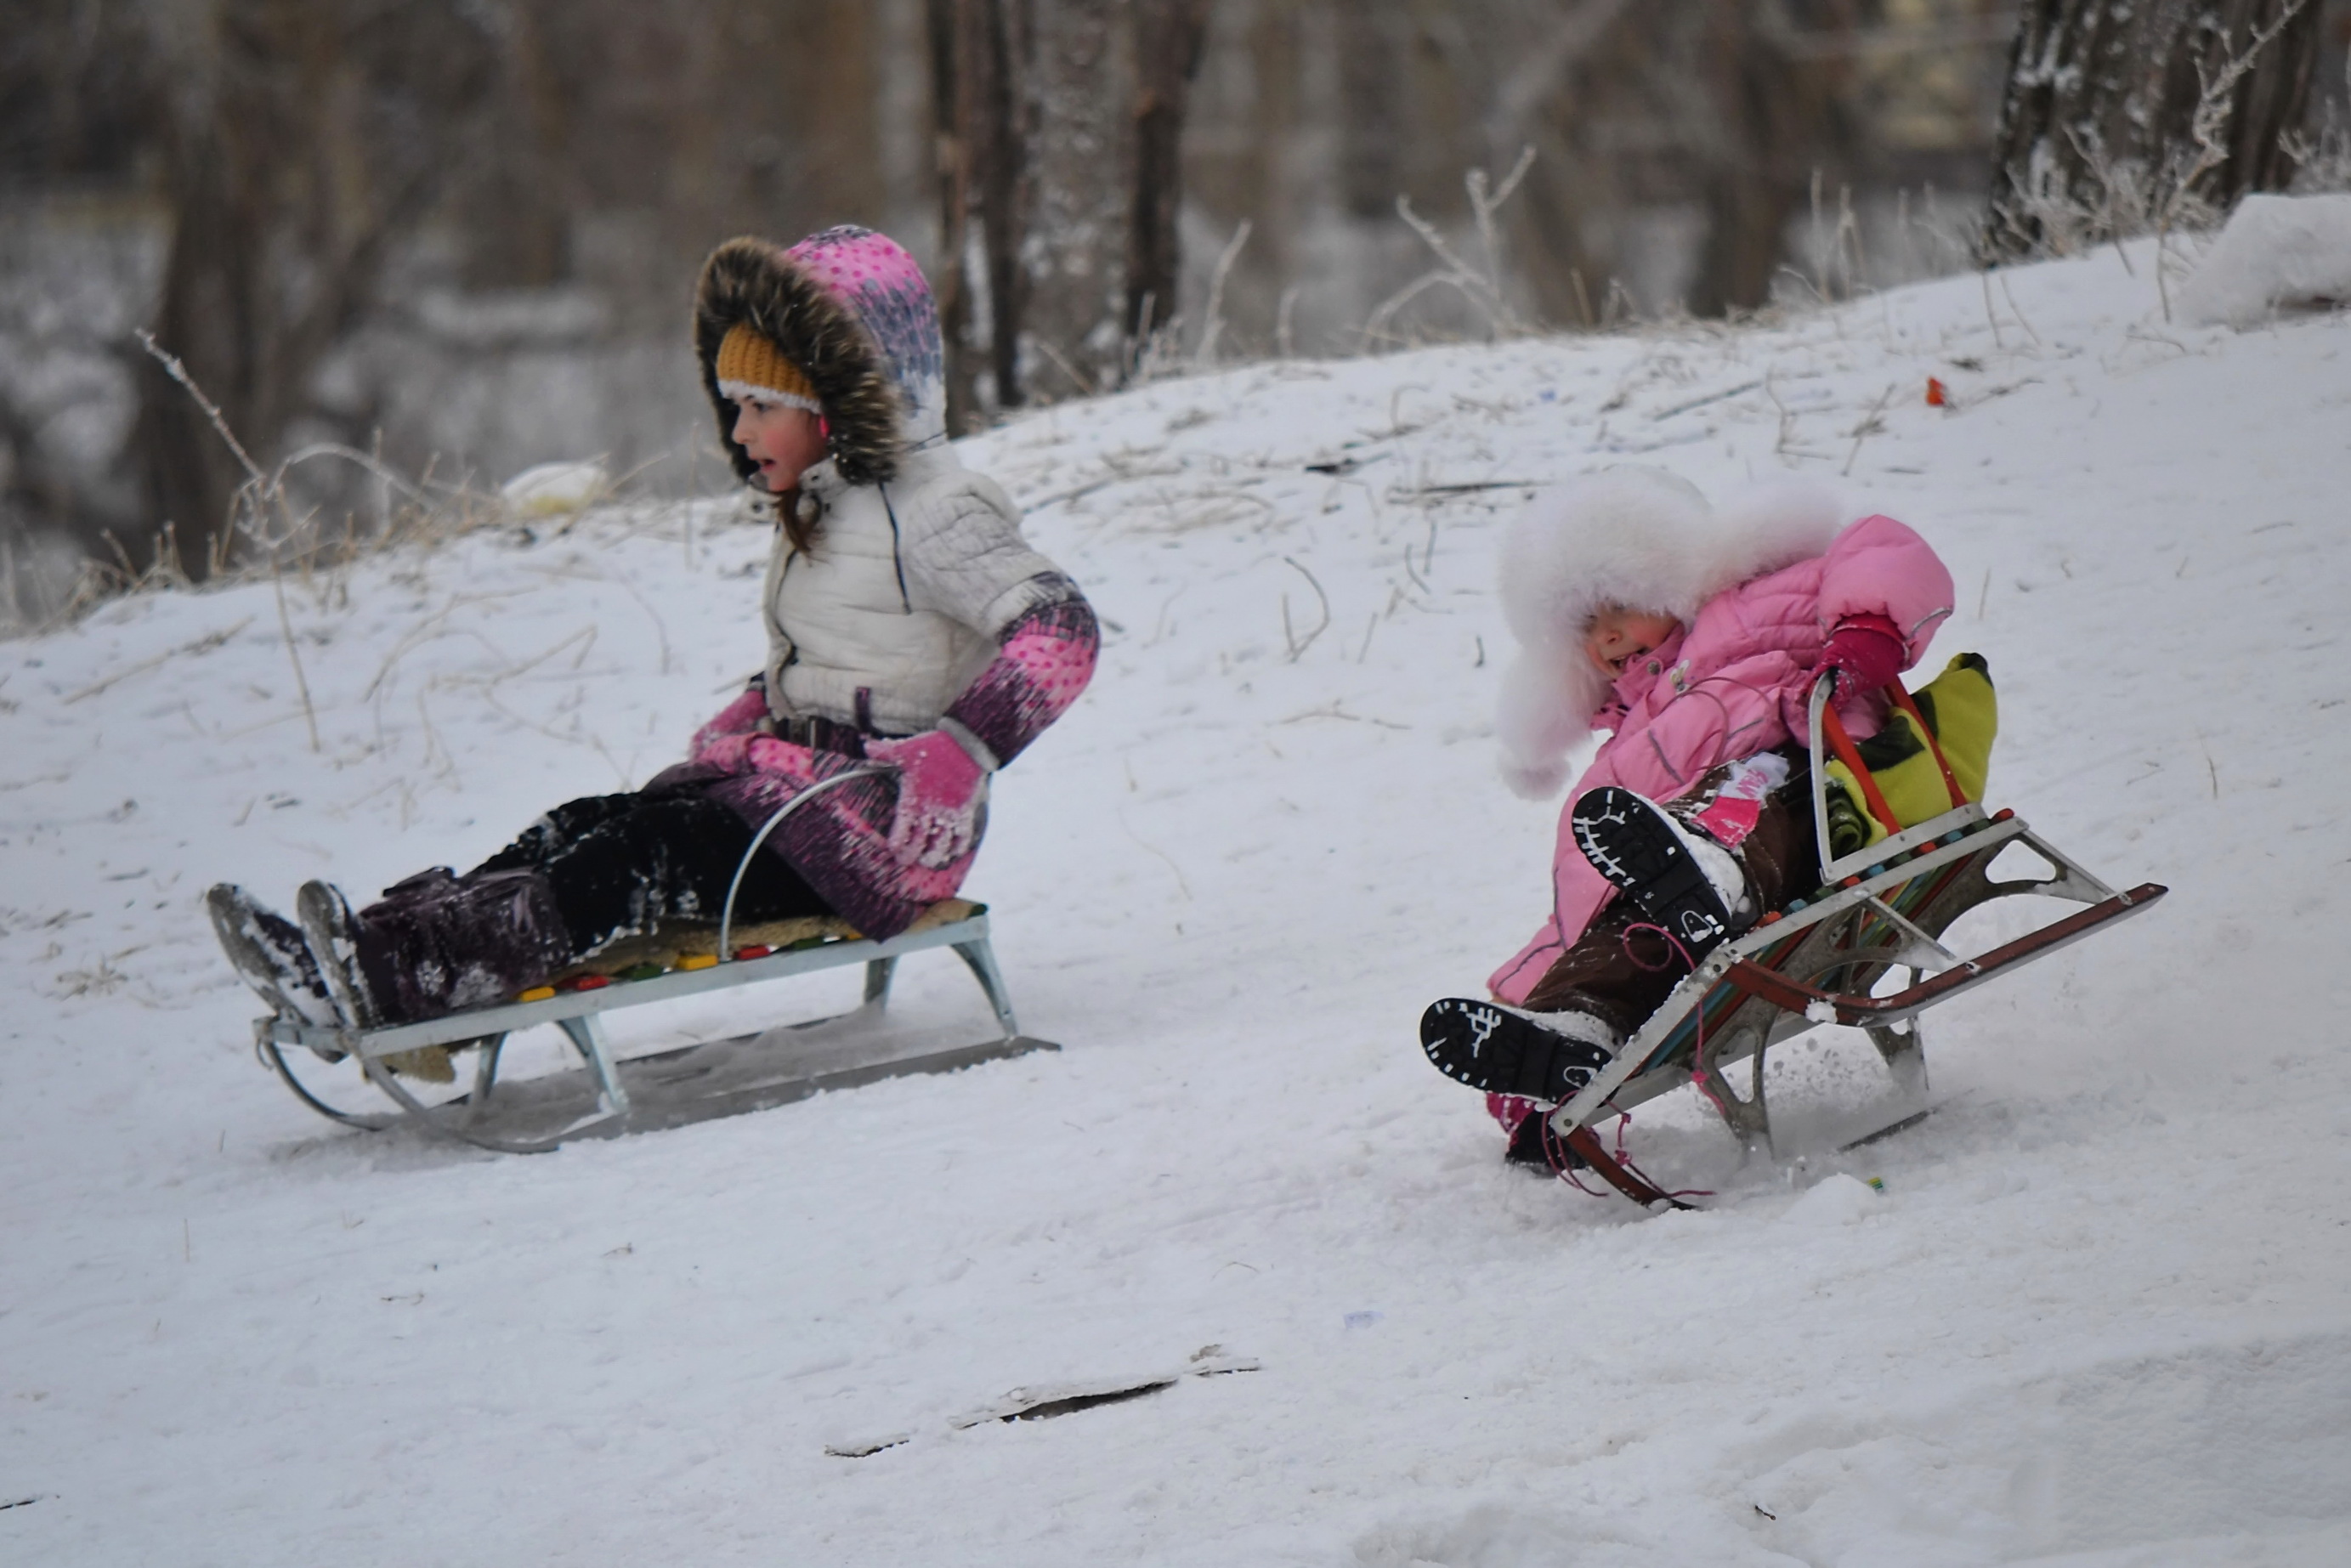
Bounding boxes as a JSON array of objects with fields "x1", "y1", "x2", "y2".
[{"x1": 1825, "y1": 653, "x2": 1997, "y2": 846}]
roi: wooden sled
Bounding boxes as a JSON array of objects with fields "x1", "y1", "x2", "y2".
[
  {"x1": 1549, "y1": 677, "x2": 2167, "y2": 1209},
  {"x1": 252, "y1": 770, "x2": 1053, "y2": 1153}
]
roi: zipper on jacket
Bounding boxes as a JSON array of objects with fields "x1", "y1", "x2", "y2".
[{"x1": 878, "y1": 482, "x2": 912, "y2": 612}]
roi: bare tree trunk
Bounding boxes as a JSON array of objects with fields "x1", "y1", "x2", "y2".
[
  {"x1": 1337, "y1": 0, "x2": 1410, "y2": 220},
  {"x1": 1475, "y1": 0, "x2": 1634, "y2": 329},
  {"x1": 927, "y1": 0, "x2": 983, "y2": 432},
  {"x1": 458, "y1": 0, "x2": 572, "y2": 289},
  {"x1": 802, "y1": 3, "x2": 886, "y2": 228},
  {"x1": 132, "y1": 0, "x2": 494, "y2": 577},
  {"x1": 928, "y1": 0, "x2": 1210, "y2": 407},
  {"x1": 975, "y1": 0, "x2": 1034, "y2": 412},
  {"x1": 1024, "y1": 0, "x2": 1132, "y2": 397},
  {"x1": 1984, "y1": 0, "x2": 2324, "y2": 259},
  {"x1": 930, "y1": 0, "x2": 1034, "y2": 422},
  {"x1": 1684, "y1": 0, "x2": 1857, "y2": 317},
  {"x1": 1126, "y1": 0, "x2": 1214, "y2": 355}
]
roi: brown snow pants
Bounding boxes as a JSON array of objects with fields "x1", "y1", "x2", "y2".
[{"x1": 1517, "y1": 767, "x2": 1821, "y2": 1039}]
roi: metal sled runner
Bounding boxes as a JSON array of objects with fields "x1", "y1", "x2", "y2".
[
  {"x1": 1546, "y1": 676, "x2": 2167, "y2": 1209},
  {"x1": 251, "y1": 771, "x2": 1055, "y2": 1153}
]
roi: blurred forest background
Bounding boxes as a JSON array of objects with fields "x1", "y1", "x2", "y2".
[{"x1": 3, "y1": 0, "x2": 2347, "y2": 622}]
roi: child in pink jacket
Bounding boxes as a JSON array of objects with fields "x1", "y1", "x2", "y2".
[{"x1": 1419, "y1": 467, "x2": 1954, "y2": 1160}]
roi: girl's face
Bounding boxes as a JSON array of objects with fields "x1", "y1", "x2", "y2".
[
  {"x1": 1583, "y1": 605, "x2": 1683, "y2": 676},
  {"x1": 731, "y1": 399, "x2": 828, "y2": 492}
]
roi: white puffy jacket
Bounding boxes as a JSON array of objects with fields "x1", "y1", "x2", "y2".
[{"x1": 759, "y1": 443, "x2": 1069, "y2": 737}]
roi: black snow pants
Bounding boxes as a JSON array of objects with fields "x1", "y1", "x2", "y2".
[
  {"x1": 350, "y1": 787, "x2": 833, "y2": 1023},
  {"x1": 471, "y1": 790, "x2": 833, "y2": 954}
]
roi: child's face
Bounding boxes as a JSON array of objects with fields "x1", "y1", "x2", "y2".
[
  {"x1": 1583, "y1": 605, "x2": 1683, "y2": 676},
  {"x1": 731, "y1": 399, "x2": 828, "y2": 492}
]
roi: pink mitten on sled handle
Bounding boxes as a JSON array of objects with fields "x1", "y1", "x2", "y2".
[
  {"x1": 866, "y1": 730, "x2": 987, "y2": 870},
  {"x1": 1815, "y1": 613, "x2": 1906, "y2": 696}
]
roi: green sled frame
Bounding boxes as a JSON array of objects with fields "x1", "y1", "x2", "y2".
[
  {"x1": 254, "y1": 903, "x2": 1051, "y2": 1155},
  {"x1": 249, "y1": 770, "x2": 1051, "y2": 1154}
]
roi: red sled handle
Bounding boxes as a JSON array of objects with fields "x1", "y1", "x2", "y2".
[{"x1": 1722, "y1": 883, "x2": 2168, "y2": 1026}]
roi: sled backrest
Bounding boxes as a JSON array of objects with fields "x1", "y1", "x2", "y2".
[{"x1": 1805, "y1": 666, "x2": 1990, "y2": 885}]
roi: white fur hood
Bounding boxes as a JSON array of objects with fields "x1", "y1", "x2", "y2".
[{"x1": 1493, "y1": 467, "x2": 1843, "y2": 798}]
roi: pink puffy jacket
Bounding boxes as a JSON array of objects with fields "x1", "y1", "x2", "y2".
[{"x1": 1488, "y1": 513, "x2": 1953, "y2": 1003}]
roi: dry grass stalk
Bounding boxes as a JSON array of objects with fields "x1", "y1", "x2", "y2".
[
  {"x1": 1366, "y1": 148, "x2": 1538, "y2": 349},
  {"x1": 1279, "y1": 555, "x2": 1330, "y2": 662}
]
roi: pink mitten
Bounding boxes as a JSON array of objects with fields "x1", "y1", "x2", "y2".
[
  {"x1": 691, "y1": 686, "x2": 772, "y2": 766},
  {"x1": 1815, "y1": 612, "x2": 1906, "y2": 696},
  {"x1": 866, "y1": 730, "x2": 987, "y2": 869},
  {"x1": 740, "y1": 734, "x2": 824, "y2": 786}
]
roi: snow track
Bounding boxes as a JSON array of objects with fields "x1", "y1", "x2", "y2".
[{"x1": 3, "y1": 238, "x2": 2348, "y2": 1564}]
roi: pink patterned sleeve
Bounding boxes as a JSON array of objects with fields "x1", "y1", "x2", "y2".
[{"x1": 941, "y1": 580, "x2": 1098, "y2": 767}]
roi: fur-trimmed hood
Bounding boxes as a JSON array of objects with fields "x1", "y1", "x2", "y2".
[
  {"x1": 694, "y1": 227, "x2": 949, "y2": 489},
  {"x1": 1493, "y1": 467, "x2": 1844, "y2": 796}
]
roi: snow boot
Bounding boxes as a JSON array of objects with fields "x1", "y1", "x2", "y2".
[
  {"x1": 297, "y1": 879, "x2": 384, "y2": 1029},
  {"x1": 302, "y1": 869, "x2": 571, "y2": 1028},
  {"x1": 1570, "y1": 785, "x2": 1753, "y2": 967},
  {"x1": 1501, "y1": 1103, "x2": 1589, "y2": 1172},
  {"x1": 205, "y1": 884, "x2": 342, "y2": 1034},
  {"x1": 1420, "y1": 998, "x2": 1619, "y2": 1102}
]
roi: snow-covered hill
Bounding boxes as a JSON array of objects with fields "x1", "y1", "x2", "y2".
[{"x1": 4, "y1": 241, "x2": 2348, "y2": 1565}]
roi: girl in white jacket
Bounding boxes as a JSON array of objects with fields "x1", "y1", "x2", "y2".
[{"x1": 208, "y1": 228, "x2": 1096, "y2": 1030}]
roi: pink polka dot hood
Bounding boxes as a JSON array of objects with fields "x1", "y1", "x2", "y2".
[{"x1": 694, "y1": 227, "x2": 949, "y2": 489}]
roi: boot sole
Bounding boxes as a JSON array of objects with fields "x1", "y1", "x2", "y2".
[
  {"x1": 1571, "y1": 786, "x2": 1736, "y2": 960},
  {"x1": 1420, "y1": 997, "x2": 1613, "y2": 1101},
  {"x1": 205, "y1": 885, "x2": 316, "y2": 1023},
  {"x1": 296, "y1": 880, "x2": 380, "y2": 1030}
]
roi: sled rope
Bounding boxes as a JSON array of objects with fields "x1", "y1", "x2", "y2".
[
  {"x1": 1820, "y1": 680, "x2": 1971, "y2": 840},
  {"x1": 1535, "y1": 919, "x2": 1711, "y2": 1208},
  {"x1": 1889, "y1": 682, "x2": 1969, "y2": 811},
  {"x1": 1818, "y1": 699, "x2": 1901, "y2": 835}
]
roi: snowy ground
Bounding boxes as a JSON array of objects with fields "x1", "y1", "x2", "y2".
[{"x1": 4, "y1": 240, "x2": 2349, "y2": 1565}]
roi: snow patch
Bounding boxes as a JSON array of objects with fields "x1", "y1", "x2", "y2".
[
  {"x1": 1735, "y1": 1330, "x2": 2351, "y2": 1563},
  {"x1": 1780, "y1": 1171, "x2": 1879, "y2": 1226},
  {"x1": 2177, "y1": 194, "x2": 2351, "y2": 328}
]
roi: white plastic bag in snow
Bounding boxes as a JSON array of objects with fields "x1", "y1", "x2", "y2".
[
  {"x1": 501, "y1": 459, "x2": 610, "y2": 518},
  {"x1": 2177, "y1": 193, "x2": 2351, "y2": 329}
]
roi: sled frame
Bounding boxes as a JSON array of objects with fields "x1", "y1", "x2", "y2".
[
  {"x1": 254, "y1": 906, "x2": 1051, "y2": 1154},
  {"x1": 1545, "y1": 677, "x2": 2167, "y2": 1206}
]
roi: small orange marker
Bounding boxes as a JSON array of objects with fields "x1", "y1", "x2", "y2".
[
  {"x1": 677, "y1": 954, "x2": 718, "y2": 971},
  {"x1": 1925, "y1": 376, "x2": 1947, "y2": 406},
  {"x1": 518, "y1": 985, "x2": 556, "y2": 1003}
]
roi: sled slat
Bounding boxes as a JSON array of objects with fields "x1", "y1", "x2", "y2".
[{"x1": 267, "y1": 913, "x2": 1003, "y2": 1059}]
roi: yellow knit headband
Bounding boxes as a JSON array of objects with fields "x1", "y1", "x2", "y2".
[{"x1": 715, "y1": 324, "x2": 822, "y2": 415}]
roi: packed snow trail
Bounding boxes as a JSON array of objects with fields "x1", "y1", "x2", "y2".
[{"x1": 3, "y1": 241, "x2": 2348, "y2": 1565}]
